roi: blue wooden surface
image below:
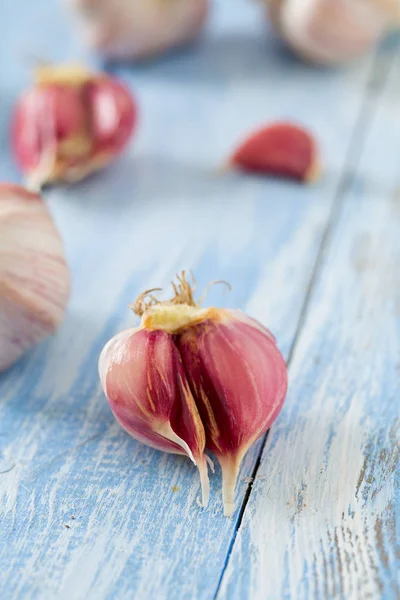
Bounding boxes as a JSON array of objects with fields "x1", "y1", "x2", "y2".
[
  {"x1": 219, "y1": 49, "x2": 400, "y2": 600},
  {"x1": 0, "y1": 1, "x2": 399, "y2": 599}
]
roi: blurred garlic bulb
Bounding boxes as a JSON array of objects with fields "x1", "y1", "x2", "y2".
[
  {"x1": 266, "y1": 0, "x2": 400, "y2": 65},
  {"x1": 67, "y1": 0, "x2": 209, "y2": 61},
  {"x1": 0, "y1": 185, "x2": 70, "y2": 371},
  {"x1": 13, "y1": 64, "x2": 136, "y2": 189}
]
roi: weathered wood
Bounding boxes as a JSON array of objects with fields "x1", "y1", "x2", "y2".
[
  {"x1": 218, "y1": 48, "x2": 400, "y2": 600},
  {"x1": 0, "y1": 1, "x2": 397, "y2": 598}
]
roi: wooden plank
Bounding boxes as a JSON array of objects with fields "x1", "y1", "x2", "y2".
[
  {"x1": 0, "y1": 1, "x2": 391, "y2": 599},
  {"x1": 218, "y1": 49, "x2": 400, "y2": 600}
]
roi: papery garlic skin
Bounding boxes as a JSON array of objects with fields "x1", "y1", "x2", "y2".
[
  {"x1": 0, "y1": 185, "x2": 70, "y2": 371},
  {"x1": 12, "y1": 65, "x2": 137, "y2": 189},
  {"x1": 99, "y1": 276, "x2": 288, "y2": 516},
  {"x1": 67, "y1": 0, "x2": 208, "y2": 61},
  {"x1": 267, "y1": 0, "x2": 397, "y2": 65},
  {"x1": 99, "y1": 326, "x2": 210, "y2": 506}
]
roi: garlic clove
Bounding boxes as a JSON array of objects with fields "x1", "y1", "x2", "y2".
[
  {"x1": 67, "y1": 0, "x2": 209, "y2": 61},
  {"x1": 266, "y1": 0, "x2": 395, "y2": 65},
  {"x1": 230, "y1": 122, "x2": 320, "y2": 183},
  {"x1": 99, "y1": 327, "x2": 210, "y2": 507},
  {"x1": 177, "y1": 309, "x2": 288, "y2": 517},
  {"x1": 0, "y1": 184, "x2": 70, "y2": 371}
]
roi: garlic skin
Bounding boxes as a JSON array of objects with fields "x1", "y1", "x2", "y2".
[
  {"x1": 0, "y1": 185, "x2": 70, "y2": 372},
  {"x1": 12, "y1": 64, "x2": 137, "y2": 189},
  {"x1": 99, "y1": 275, "x2": 288, "y2": 516},
  {"x1": 266, "y1": 0, "x2": 399, "y2": 65},
  {"x1": 99, "y1": 327, "x2": 210, "y2": 507},
  {"x1": 67, "y1": 0, "x2": 209, "y2": 61}
]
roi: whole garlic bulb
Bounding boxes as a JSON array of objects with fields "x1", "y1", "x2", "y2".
[
  {"x1": 99, "y1": 274, "x2": 288, "y2": 516},
  {"x1": 0, "y1": 185, "x2": 70, "y2": 371},
  {"x1": 67, "y1": 0, "x2": 209, "y2": 61},
  {"x1": 266, "y1": 0, "x2": 400, "y2": 65}
]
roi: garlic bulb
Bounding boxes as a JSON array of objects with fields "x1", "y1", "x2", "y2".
[
  {"x1": 99, "y1": 274, "x2": 288, "y2": 516},
  {"x1": 12, "y1": 64, "x2": 137, "y2": 189},
  {"x1": 266, "y1": 0, "x2": 400, "y2": 65},
  {"x1": 67, "y1": 0, "x2": 209, "y2": 61},
  {"x1": 0, "y1": 185, "x2": 70, "y2": 371}
]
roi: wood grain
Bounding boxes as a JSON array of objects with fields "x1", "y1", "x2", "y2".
[
  {"x1": 0, "y1": 1, "x2": 398, "y2": 599},
  {"x1": 218, "y1": 49, "x2": 400, "y2": 600}
]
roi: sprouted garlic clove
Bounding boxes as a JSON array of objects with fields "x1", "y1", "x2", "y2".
[{"x1": 99, "y1": 273, "x2": 288, "y2": 516}]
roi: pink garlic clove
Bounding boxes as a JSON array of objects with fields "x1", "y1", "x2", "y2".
[
  {"x1": 12, "y1": 64, "x2": 137, "y2": 189},
  {"x1": 229, "y1": 121, "x2": 320, "y2": 183},
  {"x1": 67, "y1": 0, "x2": 209, "y2": 61},
  {"x1": 99, "y1": 326, "x2": 210, "y2": 507},
  {"x1": 0, "y1": 184, "x2": 70, "y2": 372},
  {"x1": 177, "y1": 309, "x2": 288, "y2": 516},
  {"x1": 85, "y1": 77, "x2": 136, "y2": 155}
]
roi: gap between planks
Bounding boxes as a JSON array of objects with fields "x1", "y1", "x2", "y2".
[{"x1": 213, "y1": 46, "x2": 399, "y2": 600}]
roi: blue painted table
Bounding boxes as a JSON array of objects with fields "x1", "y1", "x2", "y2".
[{"x1": 1, "y1": 1, "x2": 399, "y2": 598}]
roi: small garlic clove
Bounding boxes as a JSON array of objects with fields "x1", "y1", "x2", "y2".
[
  {"x1": 12, "y1": 64, "x2": 137, "y2": 189},
  {"x1": 230, "y1": 122, "x2": 320, "y2": 183},
  {"x1": 0, "y1": 184, "x2": 70, "y2": 372},
  {"x1": 177, "y1": 309, "x2": 288, "y2": 517},
  {"x1": 67, "y1": 0, "x2": 209, "y2": 61},
  {"x1": 99, "y1": 327, "x2": 210, "y2": 507},
  {"x1": 267, "y1": 0, "x2": 393, "y2": 65}
]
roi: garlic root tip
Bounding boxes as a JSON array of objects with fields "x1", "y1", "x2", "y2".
[
  {"x1": 198, "y1": 457, "x2": 210, "y2": 508},
  {"x1": 205, "y1": 454, "x2": 215, "y2": 473},
  {"x1": 219, "y1": 454, "x2": 242, "y2": 518},
  {"x1": 223, "y1": 501, "x2": 236, "y2": 518}
]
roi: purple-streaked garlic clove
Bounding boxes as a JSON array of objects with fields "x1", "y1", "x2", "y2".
[
  {"x1": 0, "y1": 184, "x2": 70, "y2": 372},
  {"x1": 177, "y1": 309, "x2": 287, "y2": 516},
  {"x1": 99, "y1": 273, "x2": 288, "y2": 516},
  {"x1": 99, "y1": 326, "x2": 210, "y2": 507}
]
